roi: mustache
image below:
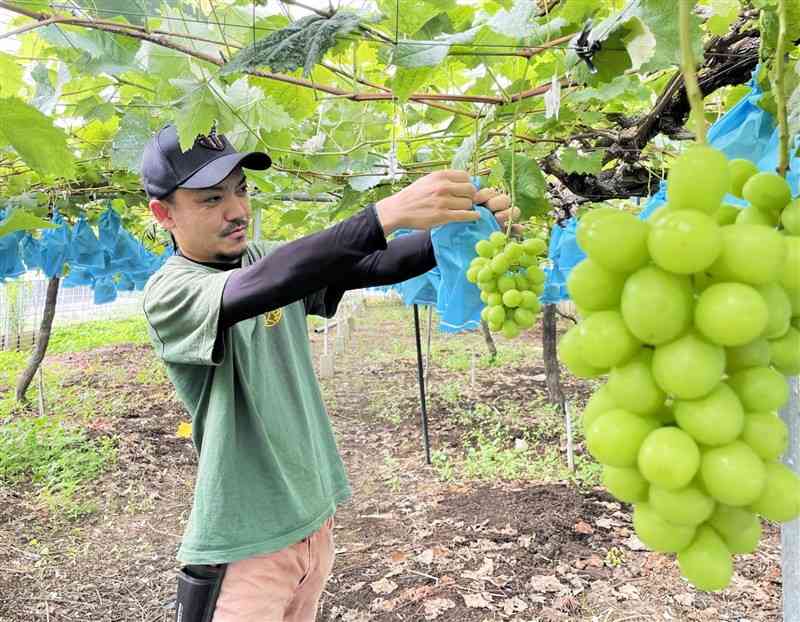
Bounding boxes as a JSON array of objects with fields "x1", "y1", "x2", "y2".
[{"x1": 221, "y1": 219, "x2": 249, "y2": 236}]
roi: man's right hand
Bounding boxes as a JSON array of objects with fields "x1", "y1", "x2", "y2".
[{"x1": 374, "y1": 170, "x2": 480, "y2": 236}]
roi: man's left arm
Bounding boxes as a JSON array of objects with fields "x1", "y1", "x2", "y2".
[{"x1": 304, "y1": 231, "x2": 433, "y2": 316}]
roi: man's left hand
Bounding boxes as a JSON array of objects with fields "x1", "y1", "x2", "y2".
[{"x1": 474, "y1": 188, "x2": 524, "y2": 236}]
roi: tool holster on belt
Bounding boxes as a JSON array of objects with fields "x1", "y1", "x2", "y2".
[{"x1": 175, "y1": 564, "x2": 227, "y2": 622}]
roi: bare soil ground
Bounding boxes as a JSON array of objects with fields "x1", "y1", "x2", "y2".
[{"x1": 0, "y1": 300, "x2": 783, "y2": 621}]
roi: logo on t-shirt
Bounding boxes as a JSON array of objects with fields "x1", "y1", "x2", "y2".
[{"x1": 264, "y1": 308, "x2": 283, "y2": 328}]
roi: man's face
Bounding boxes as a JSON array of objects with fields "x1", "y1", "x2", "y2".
[{"x1": 149, "y1": 168, "x2": 251, "y2": 263}]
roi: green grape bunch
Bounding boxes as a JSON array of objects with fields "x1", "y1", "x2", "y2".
[
  {"x1": 559, "y1": 144, "x2": 800, "y2": 592},
  {"x1": 465, "y1": 231, "x2": 548, "y2": 339}
]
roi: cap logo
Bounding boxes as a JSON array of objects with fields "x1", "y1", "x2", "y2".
[{"x1": 195, "y1": 126, "x2": 226, "y2": 151}]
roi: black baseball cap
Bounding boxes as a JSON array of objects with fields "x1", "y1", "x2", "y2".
[{"x1": 141, "y1": 124, "x2": 271, "y2": 199}]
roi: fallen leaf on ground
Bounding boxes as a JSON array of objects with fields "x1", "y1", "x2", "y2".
[
  {"x1": 574, "y1": 554, "x2": 604, "y2": 569},
  {"x1": 370, "y1": 598, "x2": 395, "y2": 612},
  {"x1": 495, "y1": 524, "x2": 518, "y2": 536},
  {"x1": 346, "y1": 581, "x2": 365, "y2": 593},
  {"x1": 517, "y1": 534, "x2": 533, "y2": 547},
  {"x1": 622, "y1": 535, "x2": 648, "y2": 551},
  {"x1": 573, "y1": 520, "x2": 594, "y2": 535},
  {"x1": 370, "y1": 577, "x2": 398, "y2": 595},
  {"x1": 463, "y1": 592, "x2": 492, "y2": 608},
  {"x1": 341, "y1": 610, "x2": 370, "y2": 622},
  {"x1": 617, "y1": 583, "x2": 640, "y2": 600},
  {"x1": 463, "y1": 557, "x2": 494, "y2": 580},
  {"x1": 529, "y1": 574, "x2": 564, "y2": 593},
  {"x1": 553, "y1": 594, "x2": 580, "y2": 612},
  {"x1": 423, "y1": 598, "x2": 455, "y2": 620},
  {"x1": 502, "y1": 596, "x2": 528, "y2": 614}
]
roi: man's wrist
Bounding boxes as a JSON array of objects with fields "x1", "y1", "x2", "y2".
[{"x1": 374, "y1": 197, "x2": 404, "y2": 236}]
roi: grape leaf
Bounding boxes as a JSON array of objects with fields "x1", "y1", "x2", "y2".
[
  {"x1": 348, "y1": 174, "x2": 385, "y2": 191},
  {"x1": 0, "y1": 98, "x2": 76, "y2": 178},
  {"x1": 74, "y1": 0, "x2": 159, "y2": 27},
  {"x1": 30, "y1": 63, "x2": 66, "y2": 116},
  {"x1": 221, "y1": 12, "x2": 362, "y2": 77},
  {"x1": 377, "y1": 0, "x2": 443, "y2": 37},
  {"x1": 347, "y1": 153, "x2": 389, "y2": 191},
  {"x1": 704, "y1": 0, "x2": 739, "y2": 36},
  {"x1": 723, "y1": 84, "x2": 750, "y2": 110},
  {"x1": 498, "y1": 150, "x2": 550, "y2": 219},
  {"x1": 69, "y1": 29, "x2": 141, "y2": 75},
  {"x1": 219, "y1": 79, "x2": 291, "y2": 152},
  {"x1": 760, "y1": 2, "x2": 800, "y2": 61},
  {"x1": 784, "y1": 60, "x2": 800, "y2": 142},
  {"x1": 392, "y1": 28, "x2": 478, "y2": 68},
  {"x1": 280, "y1": 209, "x2": 307, "y2": 225},
  {"x1": 0, "y1": 208, "x2": 55, "y2": 238},
  {"x1": 415, "y1": 13, "x2": 454, "y2": 39},
  {"x1": 633, "y1": 0, "x2": 703, "y2": 73},
  {"x1": 568, "y1": 74, "x2": 643, "y2": 103},
  {"x1": 620, "y1": 17, "x2": 656, "y2": 71},
  {"x1": 488, "y1": 0, "x2": 567, "y2": 41},
  {"x1": 136, "y1": 42, "x2": 192, "y2": 82},
  {"x1": 560, "y1": 147, "x2": 605, "y2": 175},
  {"x1": 391, "y1": 67, "x2": 433, "y2": 101},
  {"x1": 171, "y1": 82, "x2": 222, "y2": 152},
  {"x1": 488, "y1": 0, "x2": 535, "y2": 38},
  {"x1": 557, "y1": 0, "x2": 597, "y2": 25},
  {"x1": 111, "y1": 111, "x2": 151, "y2": 172},
  {"x1": 0, "y1": 52, "x2": 24, "y2": 97},
  {"x1": 75, "y1": 96, "x2": 116, "y2": 122}
]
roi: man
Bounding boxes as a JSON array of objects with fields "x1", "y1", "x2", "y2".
[{"x1": 140, "y1": 124, "x2": 516, "y2": 622}]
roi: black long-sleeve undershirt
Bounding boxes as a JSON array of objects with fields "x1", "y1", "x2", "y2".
[{"x1": 192, "y1": 206, "x2": 435, "y2": 329}]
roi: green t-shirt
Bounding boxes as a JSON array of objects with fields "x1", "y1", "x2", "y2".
[{"x1": 142, "y1": 241, "x2": 351, "y2": 565}]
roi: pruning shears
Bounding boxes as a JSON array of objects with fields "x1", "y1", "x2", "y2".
[{"x1": 574, "y1": 19, "x2": 602, "y2": 74}]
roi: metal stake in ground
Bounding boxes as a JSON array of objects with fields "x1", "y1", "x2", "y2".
[
  {"x1": 780, "y1": 376, "x2": 799, "y2": 622},
  {"x1": 424, "y1": 304, "x2": 433, "y2": 387},
  {"x1": 413, "y1": 304, "x2": 432, "y2": 465}
]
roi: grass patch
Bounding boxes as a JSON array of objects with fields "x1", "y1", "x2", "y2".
[
  {"x1": 47, "y1": 317, "x2": 149, "y2": 354},
  {"x1": 0, "y1": 317, "x2": 151, "y2": 418},
  {"x1": 0, "y1": 415, "x2": 117, "y2": 517},
  {"x1": 431, "y1": 398, "x2": 602, "y2": 488}
]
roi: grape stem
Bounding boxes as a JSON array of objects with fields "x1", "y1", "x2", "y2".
[
  {"x1": 506, "y1": 58, "x2": 531, "y2": 236},
  {"x1": 773, "y1": 0, "x2": 789, "y2": 177},
  {"x1": 679, "y1": 0, "x2": 706, "y2": 144}
]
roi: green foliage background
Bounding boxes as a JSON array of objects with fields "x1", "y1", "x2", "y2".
[{"x1": 0, "y1": 0, "x2": 797, "y2": 245}]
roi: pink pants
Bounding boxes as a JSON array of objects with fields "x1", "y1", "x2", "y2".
[{"x1": 212, "y1": 516, "x2": 335, "y2": 622}]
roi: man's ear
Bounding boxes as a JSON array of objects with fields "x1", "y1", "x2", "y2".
[{"x1": 149, "y1": 198, "x2": 175, "y2": 231}]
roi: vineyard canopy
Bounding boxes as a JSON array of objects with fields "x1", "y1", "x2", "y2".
[{"x1": 0, "y1": 0, "x2": 796, "y2": 248}]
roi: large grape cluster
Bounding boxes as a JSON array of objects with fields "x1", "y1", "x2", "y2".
[
  {"x1": 465, "y1": 232, "x2": 547, "y2": 338},
  {"x1": 560, "y1": 144, "x2": 800, "y2": 592}
]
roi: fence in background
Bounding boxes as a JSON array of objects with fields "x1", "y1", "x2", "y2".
[{"x1": 0, "y1": 275, "x2": 144, "y2": 351}]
